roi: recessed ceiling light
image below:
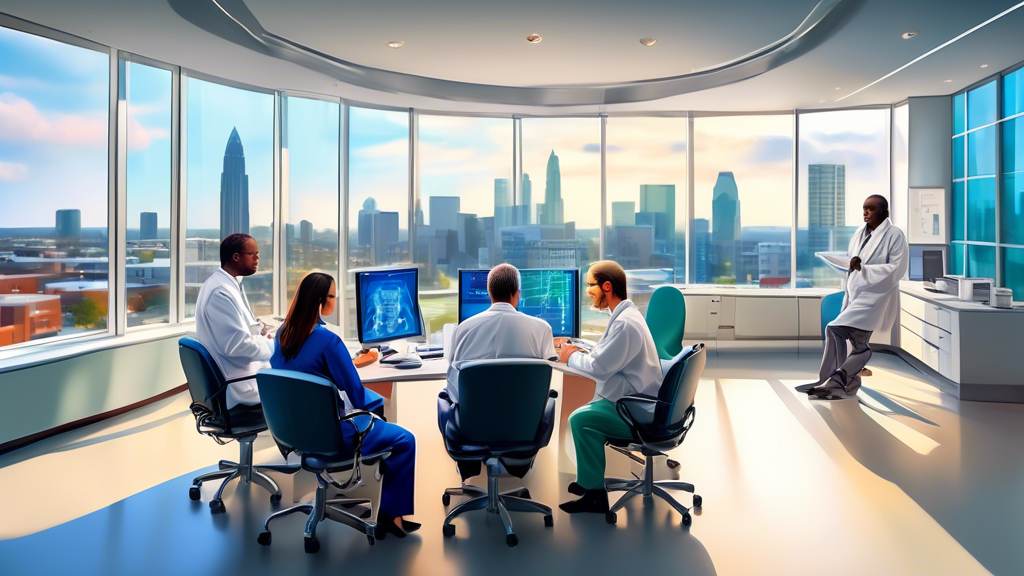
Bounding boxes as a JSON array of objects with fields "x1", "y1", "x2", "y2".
[
  {"x1": 943, "y1": 79, "x2": 953, "y2": 83},
  {"x1": 819, "y1": 100, "x2": 826, "y2": 103},
  {"x1": 385, "y1": 40, "x2": 405, "y2": 49},
  {"x1": 87, "y1": 28, "x2": 94, "y2": 33},
  {"x1": 526, "y1": 34, "x2": 542, "y2": 44},
  {"x1": 834, "y1": 87, "x2": 841, "y2": 90},
  {"x1": 901, "y1": 31, "x2": 918, "y2": 39},
  {"x1": 981, "y1": 64, "x2": 989, "y2": 68},
  {"x1": 639, "y1": 38, "x2": 657, "y2": 47}
]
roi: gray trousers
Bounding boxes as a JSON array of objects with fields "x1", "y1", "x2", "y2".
[{"x1": 818, "y1": 325, "x2": 873, "y2": 389}]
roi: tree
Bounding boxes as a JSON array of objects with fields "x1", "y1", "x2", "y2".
[
  {"x1": 69, "y1": 298, "x2": 105, "y2": 328},
  {"x1": 138, "y1": 250, "x2": 155, "y2": 263}
]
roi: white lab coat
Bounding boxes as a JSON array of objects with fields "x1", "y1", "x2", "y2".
[
  {"x1": 194, "y1": 268, "x2": 274, "y2": 409},
  {"x1": 446, "y1": 302, "x2": 556, "y2": 404},
  {"x1": 832, "y1": 219, "x2": 909, "y2": 334},
  {"x1": 568, "y1": 300, "x2": 663, "y2": 404}
]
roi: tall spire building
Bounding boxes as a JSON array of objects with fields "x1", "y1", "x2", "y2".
[
  {"x1": 219, "y1": 127, "x2": 250, "y2": 240},
  {"x1": 539, "y1": 150, "x2": 564, "y2": 225},
  {"x1": 712, "y1": 172, "x2": 741, "y2": 280}
]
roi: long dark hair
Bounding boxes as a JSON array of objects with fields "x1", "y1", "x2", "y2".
[{"x1": 277, "y1": 272, "x2": 334, "y2": 360}]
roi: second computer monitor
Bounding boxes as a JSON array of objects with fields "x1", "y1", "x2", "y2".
[
  {"x1": 355, "y1": 267, "x2": 424, "y2": 345},
  {"x1": 458, "y1": 268, "x2": 580, "y2": 338}
]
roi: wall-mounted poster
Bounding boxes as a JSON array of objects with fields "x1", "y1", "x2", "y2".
[{"x1": 908, "y1": 187, "x2": 947, "y2": 244}]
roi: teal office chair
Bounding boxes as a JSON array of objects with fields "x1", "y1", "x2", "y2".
[
  {"x1": 255, "y1": 369, "x2": 392, "y2": 552},
  {"x1": 820, "y1": 291, "x2": 844, "y2": 338},
  {"x1": 646, "y1": 286, "x2": 687, "y2": 360},
  {"x1": 604, "y1": 343, "x2": 707, "y2": 527},
  {"x1": 437, "y1": 359, "x2": 558, "y2": 547}
]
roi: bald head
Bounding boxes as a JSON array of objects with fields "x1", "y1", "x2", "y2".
[{"x1": 488, "y1": 263, "x2": 521, "y2": 304}]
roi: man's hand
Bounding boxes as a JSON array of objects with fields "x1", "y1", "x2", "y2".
[
  {"x1": 848, "y1": 256, "x2": 862, "y2": 272},
  {"x1": 553, "y1": 337, "x2": 570, "y2": 349},
  {"x1": 557, "y1": 344, "x2": 581, "y2": 364}
]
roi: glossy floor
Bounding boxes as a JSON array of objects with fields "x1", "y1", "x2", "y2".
[{"x1": 1, "y1": 351, "x2": 1021, "y2": 576}]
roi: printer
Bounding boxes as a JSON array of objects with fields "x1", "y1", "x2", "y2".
[{"x1": 937, "y1": 275, "x2": 994, "y2": 303}]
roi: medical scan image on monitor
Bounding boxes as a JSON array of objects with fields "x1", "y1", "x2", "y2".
[
  {"x1": 458, "y1": 270, "x2": 492, "y2": 322},
  {"x1": 355, "y1": 268, "x2": 423, "y2": 344},
  {"x1": 459, "y1": 268, "x2": 579, "y2": 337}
]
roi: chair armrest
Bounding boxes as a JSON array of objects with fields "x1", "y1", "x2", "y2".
[
  {"x1": 438, "y1": 390, "x2": 453, "y2": 404},
  {"x1": 534, "y1": 396, "x2": 557, "y2": 448},
  {"x1": 548, "y1": 389, "x2": 558, "y2": 399}
]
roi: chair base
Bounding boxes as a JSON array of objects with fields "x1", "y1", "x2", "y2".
[
  {"x1": 189, "y1": 435, "x2": 300, "y2": 513},
  {"x1": 442, "y1": 459, "x2": 553, "y2": 547},
  {"x1": 605, "y1": 451, "x2": 699, "y2": 527}
]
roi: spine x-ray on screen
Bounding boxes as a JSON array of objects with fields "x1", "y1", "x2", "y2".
[{"x1": 355, "y1": 268, "x2": 422, "y2": 344}]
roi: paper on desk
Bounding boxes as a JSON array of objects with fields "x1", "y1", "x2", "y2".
[{"x1": 816, "y1": 251, "x2": 851, "y2": 276}]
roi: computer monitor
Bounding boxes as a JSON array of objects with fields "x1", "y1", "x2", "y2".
[
  {"x1": 922, "y1": 249, "x2": 944, "y2": 283},
  {"x1": 458, "y1": 268, "x2": 580, "y2": 338},
  {"x1": 354, "y1": 268, "x2": 424, "y2": 345}
]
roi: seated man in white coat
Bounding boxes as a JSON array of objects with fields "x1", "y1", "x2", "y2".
[
  {"x1": 194, "y1": 233, "x2": 275, "y2": 409},
  {"x1": 802, "y1": 195, "x2": 908, "y2": 400}
]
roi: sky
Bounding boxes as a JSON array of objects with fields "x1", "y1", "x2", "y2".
[{"x1": 284, "y1": 95, "x2": 338, "y2": 235}]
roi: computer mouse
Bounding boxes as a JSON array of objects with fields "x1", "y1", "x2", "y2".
[{"x1": 392, "y1": 359, "x2": 422, "y2": 369}]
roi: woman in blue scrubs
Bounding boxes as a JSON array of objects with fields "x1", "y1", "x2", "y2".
[{"x1": 272, "y1": 272, "x2": 419, "y2": 538}]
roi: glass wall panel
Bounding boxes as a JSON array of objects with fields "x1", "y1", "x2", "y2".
[
  {"x1": 967, "y1": 80, "x2": 997, "y2": 130},
  {"x1": 951, "y1": 242, "x2": 965, "y2": 275},
  {"x1": 798, "y1": 109, "x2": 889, "y2": 287},
  {"x1": 1002, "y1": 173, "x2": 1024, "y2": 245},
  {"x1": 185, "y1": 78, "x2": 275, "y2": 317},
  {"x1": 0, "y1": 26, "x2": 110, "y2": 348},
  {"x1": 1004, "y1": 118, "x2": 1024, "y2": 174},
  {"x1": 954, "y1": 93, "x2": 966, "y2": 135},
  {"x1": 966, "y1": 178, "x2": 996, "y2": 243},
  {"x1": 520, "y1": 118, "x2": 601, "y2": 332},
  {"x1": 125, "y1": 61, "x2": 172, "y2": 328},
  {"x1": 1005, "y1": 68, "x2": 1024, "y2": 119},
  {"x1": 967, "y1": 126, "x2": 996, "y2": 177},
  {"x1": 605, "y1": 117, "x2": 687, "y2": 292},
  {"x1": 1003, "y1": 247, "x2": 1024, "y2": 302},
  {"x1": 282, "y1": 96, "x2": 339, "y2": 313},
  {"x1": 417, "y1": 115, "x2": 513, "y2": 332},
  {"x1": 968, "y1": 244, "x2": 995, "y2": 280},
  {"x1": 893, "y1": 104, "x2": 909, "y2": 236},
  {"x1": 952, "y1": 181, "x2": 965, "y2": 241},
  {"x1": 953, "y1": 136, "x2": 965, "y2": 180}
]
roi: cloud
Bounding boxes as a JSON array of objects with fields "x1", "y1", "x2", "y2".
[
  {"x1": 0, "y1": 161, "x2": 28, "y2": 182},
  {"x1": 0, "y1": 92, "x2": 105, "y2": 147},
  {"x1": 127, "y1": 119, "x2": 169, "y2": 152},
  {"x1": 671, "y1": 141, "x2": 687, "y2": 153},
  {"x1": 805, "y1": 131, "x2": 881, "y2": 147},
  {"x1": 746, "y1": 136, "x2": 793, "y2": 164},
  {"x1": 0, "y1": 74, "x2": 53, "y2": 91},
  {"x1": 581, "y1": 143, "x2": 610, "y2": 153}
]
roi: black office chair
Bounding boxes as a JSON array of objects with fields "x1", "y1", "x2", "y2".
[
  {"x1": 255, "y1": 369, "x2": 392, "y2": 553},
  {"x1": 438, "y1": 359, "x2": 558, "y2": 547},
  {"x1": 604, "y1": 343, "x2": 707, "y2": 527},
  {"x1": 178, "y1": 337, "x2": 298, "y2": 513}
]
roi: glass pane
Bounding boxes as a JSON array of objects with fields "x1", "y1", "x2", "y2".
[
  {"x1": 953, "y1": 93, "x2": 965, "y2": 135},
  {"x1": 605, "y1": 117, "x2": 687, "y2": 292},
  {"x1": 0, "y1": 26, "x2": 110, "y2": 348},
  {"x1": 1003, "y1": 68, "x2": 1024, "y2": 119},
  {"x1": 283, "y1": 96, "x2": 339, "y2": 315},
  {"x1": 951, "y1": 242, "x2": 964, "y2": 275},
  {"x1": 185, "y1": 78, "x2": 275, "y2": 318},
  {"x1": 520, "y1": 118, "x2": 601, "y2": 333},
  {"x1": 1003, "y1": 248, "x2": 1024, "y2": 302},
  {"x1": 798, "y1": 109, "x2": 889, "y2": 287},
  {"x1": 967, "y1": 80, "x2": 997, "y2": 130},
  {"x1": 966, "y1": 178, "x2": 996, "y2": 243},
  {"x1": 967, "y1": 126, "x2": 996, "y2": 177},
  {"x1": 1002, "y1": 173, "x2": 1024, "y2": 245},
  {"x1": 893, "y1": 104, "x2": 909, "y2": 235},
  {"x1": 417, "y1": 116, "x2": 513, "y2": 333},
  {"x1": 952, "y1": 181, "x2": 965, "y2": 241},
  {"x1": 967, "y1": 244, "x2": 995, "y2": 280},
  {"x1": 125, "y1": 62, "x2": 172, "y2": 328},
  {"x1": 952, "y1": 136, "x2": 965, "y2": 180},
  {"x1": 1003, "y1": 117, "x2": 1024, "y2": 175}
]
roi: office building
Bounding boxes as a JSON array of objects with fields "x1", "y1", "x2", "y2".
[
  {"x1": 219, "y1": 127, "x2": 250, "y2": 241},
  {"x1": 429, "y1": 196, "x2": 460, "y2": 232},
  {"x1": 299, "y1": 220, "x2": 313, "y2": 245},
  {"x1": 358, "y1": 197, "x2": 379, "y2": 246},
  {"x1": 640, "y1": 184, "x2": 675, "y2": 253},
  {"x1": 140, "y1": 212, "x2": 158, "y2": 240},
  {"x1": 54, "y1": 209, "x2": 81, "y2": 239},
  {"x1": 538, "y1": 150, "x2": 564, "y2": 225},
  {"x1": 612, "y1": 201, "x2": 635, "y2": 227},
  {"x1": 711, "y1": 172, "x2": 740, "y2": 281},
  {"x1": 516, "y1": 173, "x2": 532, "y2": 225}
]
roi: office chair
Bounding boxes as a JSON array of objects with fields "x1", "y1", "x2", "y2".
[
  {"x1": 438, "y1": 359, "x2": 558, "y2": 547},
  {"x1": 646, "y1": 285, "x2": 687, "y2": 361},
  {"x1": 178, "y1": 337, "x2": 298, "y2": 514},
  {"x1": 255, "y1": 369, "x2": 391, "y2": 553},
  {"x1": 820, "y1": 291, "x2": 844, "y2": 339},
  {"x1": 604, "y1": 343, "x2": 707, "y2": 527}
]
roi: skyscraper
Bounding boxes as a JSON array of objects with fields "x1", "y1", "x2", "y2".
[
  {"x1": 611, "y1": 202, "x2": 635, "y2": 227},
  {"x1": 712, "y1": 172, "x2": 741, "y2": 281},
  {"x1": 55, "y1": 209, "x2": 81, "y2": 239},
  {"x1": 494, "y1": 178, "x2": 514, "y2": 232},
  {"x1": 358, "y1": 197, "x2": 379, "y2": 246},
  {"x1": 539, "y1": 150, "x2": 564, "y2": 225},
  {"x1": 808, "y1": 164, "x2": 846, "y2": 229},
  {"x1": 640, "y1": 184, "x2": 675, "y2": 253},
  {"x1": 372, "y1": 211, "x2": 399, "y2": 265},
  {"x1": 693, "y1": 218, "x2": 711, "y2": 284},
  {"x1": 300, "y1": 220, "x2": 313, "y2": 245},
  {"x1": 516, "y1": 173, "x2": 533, "y2": 225},
  {"x1": 219, "y1": 127, "x2": 250, "y2": 241},
  {"x1": 140, "y1": 212, "x2": 158, "y2": 240},
  {"x1": 429, "y1": 196, "x2": 460, "y2": 232}
]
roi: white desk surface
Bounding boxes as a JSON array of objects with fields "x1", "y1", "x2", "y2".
[
  {"x1": 656, "y1": 284, "x2": 838, "y2": 298},
  {"x1": 900, "y1": 281, "x2": 1024, "y2": 313}
]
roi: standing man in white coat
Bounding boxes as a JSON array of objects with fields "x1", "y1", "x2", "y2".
[
  {"x1": 556, "y1": 260, "x2": 663, "y2": 514},
  {"x1": 803, "y1": 195, "x2": 909, "y2": 400},
  {"x1": 195, "y1": 233, "x2": 275, "y2": 409}
]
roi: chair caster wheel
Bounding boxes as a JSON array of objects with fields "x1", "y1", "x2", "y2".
[
  {"x1": 442, "y1": 493, "x2": 451, "y2": 506},
  {"x1": 693, "y1": 495, "x2": 702, "y2": 508},
  {"x1": 209, "y1": 500, "x2": 225, "y2": 514},
  {"x1": 605, "y1": 511, "x2": 617, "y2": 524},
  {"x1": 682, "y1": 512, "x2": 692, "y2": 527},
  {"x1": 304, "y1": 536, "x2": 320, "y2": 554},
  {"x1": 257, "y1": 531, "x2": 271, "y2": 546},
  {"x1": 367, "y1": 535, "x2": 375, "y2": 546},
  {"x1": 506, "y1": 534, "x2": 518, "y2": 548},
  {"x1": 270, "y1": 493, "x2": 282, "y2": 505},
  {"x1": 443, "y1": 524, "x2": 455, "y2": 538},
  {"x1": 189, "y1": 486, "x2": 201, "y2": 501},
  {"x1": 667, "y1": 459, "x2": 680, "y2": 470},
  {"x1": 543, "y1": 514, "x2": 554, "y2": 528}
]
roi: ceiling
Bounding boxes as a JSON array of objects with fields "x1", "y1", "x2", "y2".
[{"x1": 2, "y1": 0, "x2": 1024, "y2": 113}]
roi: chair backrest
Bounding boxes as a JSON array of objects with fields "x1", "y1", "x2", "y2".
[
  {"x1": 456, "y1": 360, "x2": 553, "y2": 443},
  {"x1": 256, "y1": 369, "x2": 347, "y2": 458},
  {"x1": 655, "y1": 343, "x2": 706, "y2": 426},
  {"x1": 646, "y1": 286, "x2": 686, "y2": 360},
  {"x1": 820, "y1": 291, "x2": 844, "y2": 340},
  {"x1": 178, "y1": 336, "x2": 228, "y2": 415}
]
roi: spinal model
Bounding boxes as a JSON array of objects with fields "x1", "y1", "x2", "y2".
[{"x1": 370, "y1": 281, "x2": 408, "y2": 336}]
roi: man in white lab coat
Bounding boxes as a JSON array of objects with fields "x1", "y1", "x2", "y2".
[
  {"x1": 194, "y1": 233, "x2": 275, "y2": 409},
  {"x1": 804, "y1": 195, "x2": 909, "y2": 400},
  {"x1": 556, "y1": 260, "x2": 663, "y2": 514}
]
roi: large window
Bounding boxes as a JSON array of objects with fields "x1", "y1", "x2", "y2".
[
  {"x1": 417, "y1": 115, "x2": 513, "y2": 332},
  {"x1": 893, "y1": 103, "x2": 909, "y2": 237},
  {"x1": 282, "y1": 96, "x2": 339, "y2": 318},
  {"x1": 798, "y1": 108, "x2": 890, "y2": 287},
  {"x1": 0, "y1": 26, "x2": 110, "y2": 349},
  {"x1": 693, "y1": 114, "x2": 793, "y2": 287},
  {"x1": 184, "y1": 77, "x2": 275, "y2": 317},
  {"x1": 124, "y1": 61, "x2": 172, "y2": 328}
]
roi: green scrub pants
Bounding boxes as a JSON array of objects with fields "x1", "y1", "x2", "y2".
[{"x1": 569, "y1": 399, "x2": 634, "y2": 490}]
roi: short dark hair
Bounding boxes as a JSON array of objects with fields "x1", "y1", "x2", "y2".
[
  {"x1": 866, "y1": 194, "x2": 889, "y2": 219},
  {"x1": 590, "y1": 260, "x2": 628, "y2": 300},
  {"x1": 220, "y1": 233, "x2": 254, "y2": 266},
  {"x1": 487, "y1": 263, "x2": 521, "y2": 302}
]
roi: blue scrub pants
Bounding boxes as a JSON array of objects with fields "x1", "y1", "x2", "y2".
[{"x1": 346, "y1": 417, "x2": 416, "y2": 518}]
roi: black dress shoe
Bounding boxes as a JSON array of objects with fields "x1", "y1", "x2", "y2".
[
  {"x1": 567, "y1": 482, "x2": 586, "y2": 496},
  {"x1": 559, "y1": 489, "x2": 609, "y2": 514},
  {"x1": 375, "y1": 512, "x2": 419, "y2": 539}
]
